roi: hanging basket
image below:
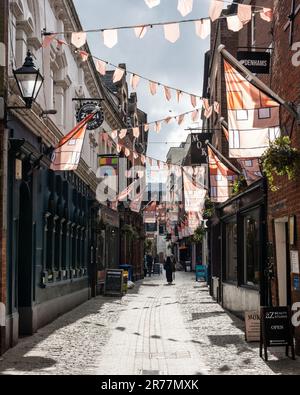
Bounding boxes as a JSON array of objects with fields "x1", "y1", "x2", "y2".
[{"x1": 261, "y1": 136, "x2": 300, "y2": 192}]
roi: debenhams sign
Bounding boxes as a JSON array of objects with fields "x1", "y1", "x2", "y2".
[{"x1": 237, "y1": 51, "x2": 271, "y2": 74}]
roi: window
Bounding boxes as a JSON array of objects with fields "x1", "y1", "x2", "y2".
[
  {"x1": 258, "y1": 108, "x2": 271, "y2": 119},
  {"x1": 243, "y1": 209, "x2": 260, "y2": 287},
  {"x1": 225, "y1": 220, "x2": 237, "y2": 282}
]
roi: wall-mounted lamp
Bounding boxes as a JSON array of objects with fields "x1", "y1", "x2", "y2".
[{"x1": 9, "y1": 50, "x2": 44, "y2": 110}]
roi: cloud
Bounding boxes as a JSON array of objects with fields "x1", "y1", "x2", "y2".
[{"x1": 74, "y1": 0, "x2": 211, "y2": 161}]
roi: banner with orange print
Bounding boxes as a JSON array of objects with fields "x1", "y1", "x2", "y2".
[
  {"x1": 208, "y1": 146, "x2": 237, "y2": 203},
  {"x1": 50, "y1": 113, "x2": 94, "y2": 171},
  {"x1": 224, "y1": 61, "x2": 280, "y2": 158}
]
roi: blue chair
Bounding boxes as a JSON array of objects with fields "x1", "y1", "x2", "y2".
[{"x1": 196, "y1": 265, "x2": 208, "y2": 282}]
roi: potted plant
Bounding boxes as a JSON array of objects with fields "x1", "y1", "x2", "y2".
[{"x1": 261, "y1": 136, "x2": 300, "y2": 191}]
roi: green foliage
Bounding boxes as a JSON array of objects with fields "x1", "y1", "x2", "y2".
[
  {"x1": 261, "y1": 136, "x2": 300, "y2": 192},
  {"x1": 203, "y1": 198, "x2": 215, "y2": 219},
  {"x1": 232, "y1": 176, "x2": 247, "y2": 196},
  {"x1": 193, "y1": 224, "x2": 207, "y2": 243}
]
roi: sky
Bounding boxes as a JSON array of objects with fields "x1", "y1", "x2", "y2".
[{"x1": 73, "y1": 0, "x2": 213, "y2": 162}]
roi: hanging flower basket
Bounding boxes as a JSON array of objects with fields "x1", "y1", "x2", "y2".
[{"x1": 261, "y1": 136, "x2": 300, "y2": 192}]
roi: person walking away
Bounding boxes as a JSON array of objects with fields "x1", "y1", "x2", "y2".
[
  {"x1": 146, "y1": 254, "x2": 153, "y2": 277},
  {"x1": 143, "y1": 255, "x2": 148, "y2": 278},
  {"x1": 164, "y1": 256, "x2": 174, "y2": 285},
  {"x1": 171, "y1": 255, "x2": 176, "y2": 282}
]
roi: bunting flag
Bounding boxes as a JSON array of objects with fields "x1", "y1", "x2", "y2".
[
  {"x1": 113, "y1": 67, "x2": 125, "y2": 83},
  {"x1": 195, "y1": 19, "x2": 211, "y2": 39},
  {"x1": 208, "y1": 146, "x2": 237, "y2": 203},
  {"x1": 50, "y1": 113, "x2": 94, "y2": 171},
  {"x1": 260, "y1": 8, "x2": 273, "y2": 22},
  {"x1": 144, "y1": 0, "x2": 160, "y2": 8},
  {"x1": 209, "y1": 0, "x2": 224, "y2": 22},
  {"x1": 164, "y1": 23, "x2": 180, "y2": 43},
  {"x1": 71, "y1": 32, "x2": 87, "y2": 48},
  {"x1": 177, "y1": 0, "x2": 193, "y2": 17},
  {"x1": 130, "y1": 74, "x2": 140, "y2": 90},
  {"x1": 149, "y1": 81, "x2": 158, "y2": 96},
  {"x1": 79, "y1": 50, "x2": 89, "y2": 62},
  {"x1": 224, "y1": 60, "x2": 280, "y2": 158},
  {"x1": 227, "y1": 15, "x2": 244, "y2": 32},
  {"x1": 238, "y1": 4, "x2": 252, "y2": 25},
  {"x1": 95, "y1": 59, "x2": 106, "y2": 75},
  {"x1": 103, "y1": 29, "x2": 118, "y2": 48},
  {"x1": 134, "y1": 26, "x2": 148, "y2": 39}
]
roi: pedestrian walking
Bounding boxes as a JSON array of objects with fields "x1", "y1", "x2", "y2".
[
  {"x1": 146, "y1": 254, "x2": 153, "y2": 277},
  {"x1": 164, "y1": 256, "x2": 175, "y2": 285}
]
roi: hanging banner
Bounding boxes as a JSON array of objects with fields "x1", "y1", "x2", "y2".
[
  {"x1": 50, "y1": 113, "x2": 94, "y2": 172},
  {"x1": 183, "y1": 167, "x2": 206, "y2": 213},
  {"x1": 191, "y1": 133, "x2": 212, "y2": 165},
  {"x1": 224, "y1": 60, "x2": 280, "y2": 158},
  {"x1": 208, "y1": 147, "x2": 237, "y2": 203}
]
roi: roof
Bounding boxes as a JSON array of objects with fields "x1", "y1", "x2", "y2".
[{"x1": 100, "y1": 71, "x2": 118, "y2": 94}]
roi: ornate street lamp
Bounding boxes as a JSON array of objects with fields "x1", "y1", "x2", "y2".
[{"x1": 12, "y1": 50, "x2": 44, "y2": 109}]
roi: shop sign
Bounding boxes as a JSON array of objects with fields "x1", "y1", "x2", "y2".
[
  {"x1": 104, "y1": 269, "x2": 124, "y2": 297},
  {"x1": 191, "y1": 133, "x2": 212, "y2": 165},
  {"x1": 237, "y1": 51, "x2": 271, "y2": 74},
  {"x1": 260, "y1": 307, "x2": 295, "y2": 361},
  {"x1": 76, "y1": 102, "x2": 104, "y2": 130},
  {"x1": 245, "y1": 311, "x2": 261, "y2": 342}
]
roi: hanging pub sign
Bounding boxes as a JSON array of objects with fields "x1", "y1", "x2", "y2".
[
  {"x1": 237, "y1": 51, "x2": 271, "y2": 74},
  {"x1": 260, "y1": 307, "x2": 295, "y2": 361},
  {"x1": 191, "y1": 133, "x2": 212, "y2": 165},
  {"x1": 76, "y1": 102, "x2": 104, "y2": 130}
]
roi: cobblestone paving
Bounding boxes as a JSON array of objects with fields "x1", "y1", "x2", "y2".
[
  {"x1": 0, "y1": 272, "x2": 300, "y2": 375},
  {"x1": 177, "y1": 279, "x2": 300, "y2": 375},
  {"x1": 0, "y1": 295, "x2": 128, "y2": 375}
]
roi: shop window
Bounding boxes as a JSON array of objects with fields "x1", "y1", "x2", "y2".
[
  {"x1": 243, "y1": 209, "x2": 260, "y2": 287},
  {"x1": 225, "y1": 220, "x2": 237, "y2": 283}
]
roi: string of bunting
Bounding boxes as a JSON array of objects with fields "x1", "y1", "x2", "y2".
[
  {"x1": 42, "y1": 2, "x2": 272, "y2": 48},
  {"x1": 101, "y1": 105, "x2": 220, "y2": 143},
  {"x1": 42, "y1": 41, "x2": 204, "y2": 106}
]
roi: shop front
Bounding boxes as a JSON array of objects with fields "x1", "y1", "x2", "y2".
[
  {"x1": 212, "y1": 179, "x2": 268, "y2": 318},
  {"x1": 94, "y1": 205, "x2": 120, "y2": 295}
]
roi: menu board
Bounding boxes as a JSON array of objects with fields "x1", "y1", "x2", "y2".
[
  {"x1": 104, "y1": 269, "x2": 124, "y2": 297},
  {"x1": 260, "y1": 307, "x2": 295, "y2": 361}
]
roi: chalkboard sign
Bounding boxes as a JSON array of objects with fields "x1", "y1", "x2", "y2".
[
  {"x1": 104, "y1": 269, "x2": 124, "y2": 297},
  {"x1": 260, "y1": 307, "x2": 295, "y2": 361}
]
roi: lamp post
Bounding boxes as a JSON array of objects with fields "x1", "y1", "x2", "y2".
[{"x1": 11, "y1": 50, "x2": 44, "y2": 109}]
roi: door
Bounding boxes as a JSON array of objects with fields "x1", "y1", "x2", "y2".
[
  {"x1": 17, "y1": 182, "x2": 33, "y2": 336},
  {"x1": 274, "y1": 219, "x2": 290, "y2": 307}
]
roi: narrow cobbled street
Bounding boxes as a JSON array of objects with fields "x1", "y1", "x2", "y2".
[{"x1": 0, "y1": 272, "x2": 299, "y2": 376}]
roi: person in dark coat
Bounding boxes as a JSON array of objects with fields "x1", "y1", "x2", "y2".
[
  {"x1": 164, "y1": 256, "x2": 174, "y2": 284},
  {"x1": 146, "y1": 254, "x2": 153, "y2": 277}
]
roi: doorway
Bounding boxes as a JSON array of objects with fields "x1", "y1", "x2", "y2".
[
  {"x1": 274, "y1": 219, "x2": 291, "y2": 307},
  {"x1": 17, "y1": 182, "x2": 33, "y2": 336}
]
